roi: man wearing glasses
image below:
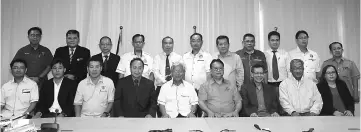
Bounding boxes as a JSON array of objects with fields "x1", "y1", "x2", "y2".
[
  {"x1": 116, "y1": 34, "x2": 154, "y2": 81},
  {"x1": 289, "y1": 30, "x2": 321, "y2": 83},
  {"x1": 236, "y1": 33, "x2": 267, "y2": 85},
  {"x1": 92, "y1": 36, "x2": 120, "y2": 85},
  {"x1": 13, "y1": 27, "x2": 53, "y2": 89},
  {"x1": 198, "y1": 59, "x2": 242, "y2": 117}
]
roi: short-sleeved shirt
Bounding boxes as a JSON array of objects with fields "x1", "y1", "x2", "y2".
[
  {"x1": 1, "y1": 77, "x2": 39, "y2": 119},
  {"x1": 183, "y1": 50, "x2": 213, "y2": 90},
  {"x1": 198, "y1": 79, "x2": 242, "y2": 114},
  {"x1": 116, "y1": 52, "x2": 153, "y2": 79},
  {"x1": 321, "y1": 58, "x2": 360, "y2": 97},
  {"x1": 236, "y1": 49, "x2": 267, "y2": 85},
  {"x1": 213, "y1": 51, "x2": 244, "y2": 90},
  {"x1": 13, "y1": 44, "x2": 53, "y2": 77},
  {"x1": 157, "y1": 80, "x2": 198, "y2": 118},
  {"x1": 153, "y1": 52, "x2": 183, "y2": 86},
  {"x1": 264, "y1": 49, "x2": 290, "y2": 82},
  {"x1": 289, "y1": 47, "x2": 321, "y2": 83},
  {"x1": 73, "y1": 76, "x2": 115, "y2": 117}
]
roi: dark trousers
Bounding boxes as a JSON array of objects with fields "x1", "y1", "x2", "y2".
[
  {"x1": 194, "y1": 89, "x2": 202, "y2": 117},
  {"x1": 156, "y1": 86, "x2": 162, "y2": 117}
]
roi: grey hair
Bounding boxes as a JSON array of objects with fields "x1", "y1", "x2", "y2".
[
  {"x1": 290, "y1": 59, "x2": 304, "y2": 69},
  {"x1": 171, "y1": 62, "x2": 186, "y2": 73}
]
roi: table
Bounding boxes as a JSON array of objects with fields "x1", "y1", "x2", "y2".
[{"x1": 30, "y1": 116, "x2": 360, "y2": 132}]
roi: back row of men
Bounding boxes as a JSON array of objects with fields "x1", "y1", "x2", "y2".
[{"x1": 1, "y1": 27, "x2": 359, "y2": 119}]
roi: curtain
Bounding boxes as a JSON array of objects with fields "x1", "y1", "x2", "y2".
[{"x1": 1, "y1": 0, "x2": 359, "y2": 86}]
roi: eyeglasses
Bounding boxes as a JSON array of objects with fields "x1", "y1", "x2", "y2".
[
  {"x1": 326, "y1": 71, "x2": 336, "y2": 75},
  {"x1": 212, "y1": 68, "x2": 224, "y2": 71},
  {"x1": 252, "y1": 72, "x2": 264, "y2": 76}
]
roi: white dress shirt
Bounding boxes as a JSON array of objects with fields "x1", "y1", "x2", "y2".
[
  {"x1": 279, "y1": 76, "x2": 323, "y2": 115},
  {"x1": 265, "y1": 49, "x2": 290, "y2": 82},
  {"x1": 157, "y1": 80, "x2": 198, "y2": 118},
  {"x1": 289, "y1": 47, "x2": 321, "y2": 83},
  {"x1": 116, "y1": 51, "x2": 153, "y2": 79},
  {"x1": 153, "y1": 52, "x2": 183, "y2": 86},
  {"x1": 183, "y1": 50, "x2": 213, "y2": 90},
  {"x1": 49, "y1": 78, "x2": 63, "y2": 113},
  {"x1": 0, "y1": 77, "x2": 39, "y2": 119}
]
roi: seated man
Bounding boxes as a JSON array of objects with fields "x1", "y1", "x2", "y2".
[
  {"x1": 198, "y1": 59, "x2": 242, "y2": 117},
  {"x1": 74, "y1": 57, "x2": 115, "y2": 117},
  {"x1": 112, "y1": 58, "x2": 157, "y2": 118},
  {"x1": 158, "y1": 62, "x2": 198, "y2": 118},
  {"x1": 279, "y1": 59, "x2": 323, "y2": 116},
  {"x1": 240, "y1": 64, "x2": 279, "y2": 117},
  {"x1": 1, "y1": 59, "x2": 38, "y2": 119},
  {"x1": 34, "y1": 58, "x2": 78, "y2": 118}
]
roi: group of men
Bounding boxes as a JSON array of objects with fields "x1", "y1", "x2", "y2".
[{"x1": 0, "y1": 26, "x2": 359, "y2": 119}]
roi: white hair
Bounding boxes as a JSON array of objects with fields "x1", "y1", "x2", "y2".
[{"x1": 171, "y1": 61, "x2": 186, "y2": 73}]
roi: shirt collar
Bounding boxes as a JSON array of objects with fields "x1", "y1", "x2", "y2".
[
  {"x1": 171, "y1": 79, "x2": 184, "y2": 86},
  {"x1": 53, "y1": 77, "x2": 64, "y2": 85},
  {"x1": 69, "y1": 47, "x2": 77, "y2": 52},
  {"x1": 242, "y1": 48, "x2": 254, "y2": 55},
  {"x1": 296, "y1": 46, "x2": 309, "y2": 53},
  {"x1": 217, "y1": 51, "x2": 232, "y2": 58},
  {"x1": 331, "y1": 57, "x2": 345, "y2": 62},
  {"x1": 86, "y1": 75, "x2": 104, "y2": 85},
  {"x1": 252, "y1": 82, "x2": 263, "y2": 90},
  {"x1": 290, "y1": 75, "x2": 304, "y2": 83},
  {"x1": 11, "y1": 76, "x2": 30, "y2": 84},
  {"x1": 162, "y1": 52, "x2": 173, "y2": 56},
  {"x1": 210, "y1": 78, "x2": 228, "y2": 85},
  {"x1": 102, "y1": 52, "x2": 110, "y2": 57},
  {"x1": 133, "y1": 50, "x2": 143, "y2": 57}
]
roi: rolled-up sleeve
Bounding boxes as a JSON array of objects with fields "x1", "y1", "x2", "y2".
[
  {"x1": 30, "y1": 83, "x2": 39, "y2": 102},
  {"x1": 73, "y1": 85, "x2": 84, "y2": 105},
  {"x1": 310, "y1": 84, "x2": 323, "y2": 114}
]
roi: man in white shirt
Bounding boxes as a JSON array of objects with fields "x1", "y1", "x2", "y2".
[
  {"x1": 116, "y1": 34, "x2": 154, "y2": 80},
  {"x1": 279, "y1": 59, "x2": 323, "y2": 116},
  {"x1": 288, "y1": 30, "x2": 320, "y2": 83},
  {"x1": 1, "y1": 59, "x2": 38, "y2": 119},
  {"x1": 74, "y1": 57, "x2": 115, "y2": 117},
  {"x1": 265, "y1": 31, "x2": 290, "y2": 87},
  {"x1": 158, "y1": 62, "x2": 198, "y2": 118},
  {"x1": 183, "y1": 33, "x2": 213, "y2": 91},
  {"x1": 213, "y1": 35, "x2": 244, "y2": 91}
]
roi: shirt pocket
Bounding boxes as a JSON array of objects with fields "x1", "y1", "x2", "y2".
[
  {"x1": 178, "y1": 93, "x2": 191, "y2": 105},
  {"x1": 20, "y1": 89, "x2": 31, "y2": 103}
]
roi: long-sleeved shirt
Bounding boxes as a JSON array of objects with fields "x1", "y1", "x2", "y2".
[
  {"x1": 213, "y1": 51, "x2": 244, "y2": 90},
  {"x1": 279, "y1": 76, "x2": 323, "y2": 115}
]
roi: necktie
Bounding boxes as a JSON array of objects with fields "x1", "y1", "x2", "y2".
[
  {"x1": 272, "y1": 51, "x2": 279, "y2": 80},
  {"x1": 103, "y1": 55, "x2": 109, "y2": 73},
  {"x1": 134, "y1": 79, "x2": 139, "y2": 100},
  {"x1": 69, "y1": 48, "x2": 74, "y2": 64},
  {"x1": 165, "y1": 54, "x2": 172, "y2": 81}
]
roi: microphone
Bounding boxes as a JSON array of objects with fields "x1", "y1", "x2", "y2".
[{"x1": 40, "y1": 109, "x2": 60, "y2": 132}]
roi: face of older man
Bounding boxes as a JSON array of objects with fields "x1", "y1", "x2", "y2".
[
  {"x1": 171, "y1": 65, "x2": 184, "y2": 82},
  {"x1": 99, "y1": 37, "x2": 112, "y2": 54},
  {"x1": 290, "y1": 61, "x2": 304, "y2": 80},
  {"x1": 210, "y1": 61, "x2": 224, "y2": 79},
  {"x1": 243, "y1": 36, "x2": 255, "y2": 51},
  {"x1": 28, "y1": 30, "x2": 41, "y2": 45},
  {"x1": 66, "y1": 34, "x2": 79, "y2": 48},
  {"x1": 162, "y1": 37, "x2": 174, "y2": 55}
]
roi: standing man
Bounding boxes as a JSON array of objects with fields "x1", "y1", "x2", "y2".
[
  {"x1": 153, "y1": 36, "x2": 182, "y2": 116},
  {"x1": 13, "y1": 27, "x2": 53, "y2": 88},
  {"x1": 112, "y1": 58, "x2": 157, "y2": 118},
  {"x1": 289, "y1": 30, "x2": 320, "y2": 83},
  {"x1": 240, "y1": 64, "x2": 279, "y2": 117},
  {"x1": 183, "y1": 33, "x2": 213, "y2": 91},
  {"x1": 198, "y1": 59, "x2": 242, "y2": 117},
  {"x1": 236, "y1": 33, "x2": 267, "y2": 85},
  {"x1": 54, "y1": 30, "x2": 91, "y2": 83},
  {"x1": 157, "y1": 62, "x2": 198, "y2": 118},
  {"x1": 34, "y1": 58, "x2": 78, "y2": 118},
  {"x1": 279, "y1": 59, "x2": 323, "y2": 116},
  {"x1": 214, "y1": 35, "x2": 244, "y2": 91},
  {"x1": 1, "y1": 59, "x2": 38, "y2": 119},
  {"x1": 92, "y1": 36, "x2": 121, "y2": 85},
  {"x1": 320, "y1": 42, "x2": 360, "y2": 102},
  {"x1": 73, "y1": 57, "x2": 115, "y2": 117},
  {"x1": 265, "y1": 31, "x2": 290, "y2": 87},
  {"x1": 116, "y1": 34, "x2": 154, "y2": 81}
]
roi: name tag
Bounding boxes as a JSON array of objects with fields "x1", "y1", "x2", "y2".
[
  {"x1": 22, "y1": 89, "x2": 30, "y2": 93},
  {"x1": 100, "y1": 86, "x2": 107, "y2": 92}
]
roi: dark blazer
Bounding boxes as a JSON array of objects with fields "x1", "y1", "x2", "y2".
[
  {"x1": 240, "y1": 83, "x2": 278, "y2": 116},
  {"x1": 112, "y1": 75, "x2": 157, "y2": 117},
  {"x1": 37, "y1": 78, "x2": 78, "y2": 117},
  {"x1": 317, "y1": 80, "x2": 355, "y2": 115},
  {"x1": 92, "y1": 53, "x2": 120, "y2": 85},
  {"x1": 54, "y1": 46, "x2": 90, "y2": 83}
]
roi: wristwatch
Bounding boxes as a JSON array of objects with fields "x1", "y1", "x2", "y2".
[{"x1": 103, "y1": 112, "x2": 110, "y2": 117}]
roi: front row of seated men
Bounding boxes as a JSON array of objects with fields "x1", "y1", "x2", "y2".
[{"x1": 1, "y1": 56, "x2": 355, "y2": 119}]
